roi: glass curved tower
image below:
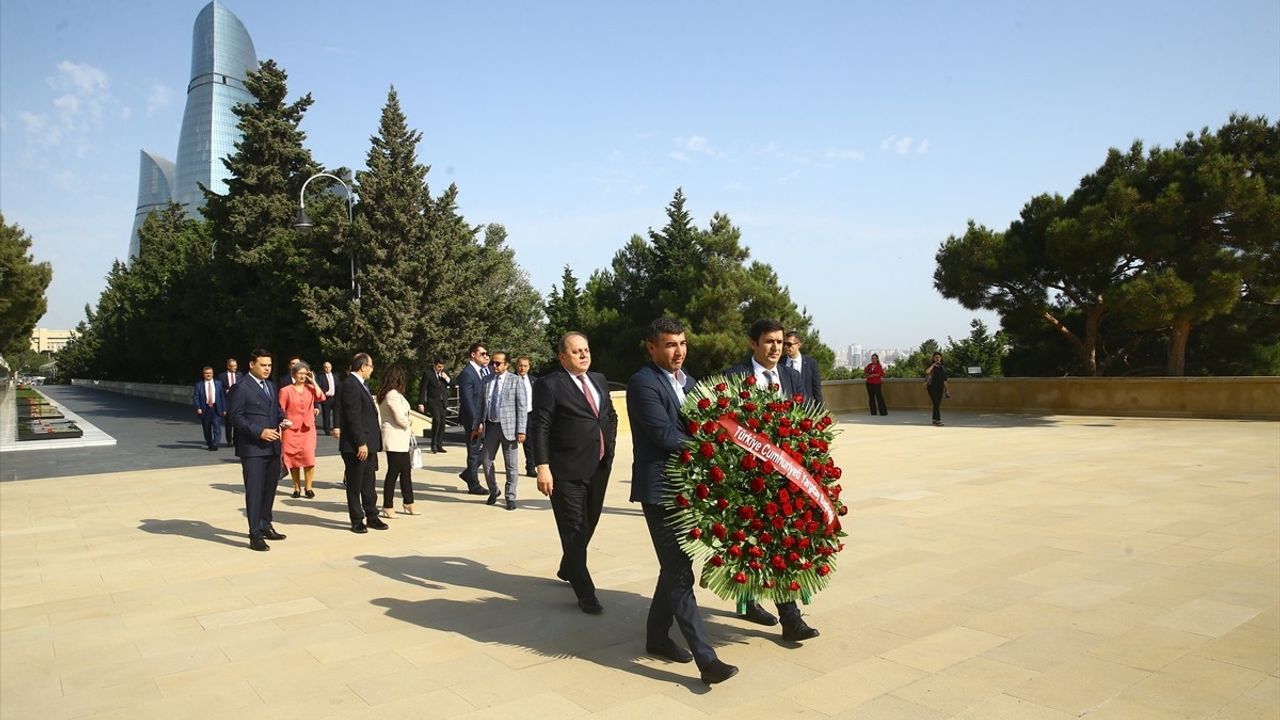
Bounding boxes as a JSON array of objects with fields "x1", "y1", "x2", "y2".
[
  {"x1": 128, "y1": 150, "x2": 177, "y2": 259},
  {"x1": 129, "y1": 1, "x2": 257, "y2": 259}
]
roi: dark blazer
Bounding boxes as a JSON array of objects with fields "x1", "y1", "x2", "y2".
[
  {"x1": 220, "y1": 370, "x2": 243, "y2": 397},
  {"x1": 723, "y1": 358, "x2": 807, "y2": 400},
  {"x1": 626, "y1": 362, "x2": 695, "y2": 505},
  {"x1": 784, "y1": 354, "x2": 824, "y2": 404},
  {"x1": 531, "y1": 367, "x2": 617, "y2": 480},
  {"x1": 456, "y1": 363, "x2": 486, "y2": 432},
  {"x1": 336, "y1": 374, "x2": 382, "y2": 454},
  {"x1": 192, "y1": 378, "x2": 226, "y2": 415},
  {"x1": 418, "y1": 370, "x2": 449, "y2": 406},
  {"x1": 227, "y1": 376, "x2": 285, "y2": 457},
  {"x1": 315, "y1": 369, "x2": 340, "y2": 399}
]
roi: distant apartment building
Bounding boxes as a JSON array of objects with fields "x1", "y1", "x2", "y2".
[
  {"x1": 129, "y1": 1, "x2": 258, "y2": 258},
  {"x1": 30, "y1": 328, "x2": 75, "y2": 353}
]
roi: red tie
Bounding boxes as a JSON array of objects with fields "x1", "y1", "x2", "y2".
[
  {"x1": 228, "y1": 372, "x2": 235, "y2": 387},
  {"x1": 207, "y1": 382, "x2": 214, "y2": 406},
  {"x1": 577, "y1": 374, "x2": 604, "y2": 460}
]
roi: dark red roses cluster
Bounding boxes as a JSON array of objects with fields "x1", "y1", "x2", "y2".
[{"x1": 665, "y1": 374, "x2": 847, "y2": 604}]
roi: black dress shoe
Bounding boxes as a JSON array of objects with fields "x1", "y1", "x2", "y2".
[
  {"x1": 249, "y1": 535, "x2": 269, "y2": 551},
  {"x1": 506, "y1": 500, "x2": 516, "y2": 511},
  {"x1": 781, "y1": 617, "x2": 820, "y2": 642},
  {"x1": 467, "y1": 486, "x2": 489, "y2": 496},
  {"x1": 291, "y1": 490, "x2": 301, "y2": 498},
  {"x1": 305, "y1": 489, "x2": 315, "y2": 499},
  {"x1": 487, "y1": 492, "x2": 499, "y2": 506},
  {"x1": 740, "y1": 601, "x2": 778, "y2": 626},
  {"x1": 263, "y1": 527, "x2": 287, "y2": 541},
  {"x1": 351, "y1": 524, "x2": 367, "y2": 534},
  {"x1": 700, "y1": 659, "x2": 739, "y2": 685},
  {"x1": 577, "y1": 596, "x2": 603, "y2": 614},
  {"x1": 367, "y1": 519, "x2": 389, "y2": 530},
  {"x1": 556, "y1": 570, "x2": 571, "y2": 583},
  {"x1": 646, "y1": 640, "x2": 693, "y2": 663}
]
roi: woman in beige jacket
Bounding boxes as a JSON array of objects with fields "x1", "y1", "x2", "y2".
[{"x1": 377, "y1": 365, "x2": 417, "y2": 516}]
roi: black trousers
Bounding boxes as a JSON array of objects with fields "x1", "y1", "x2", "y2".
[
  {"x1": 342, "y1": 450, "x2": 379, "y2": 526},
  {"x1": 521, "y1": 413, "x2": 535, "y2": 474},
  {"x1": 866, "y1": 383, "x2": 887, "y2": 415},
  {"x1": 428, "y1": 400, "x2": 446, "y2": 451},
  {"x1": 642, "y1": 502, "x2": 718, "y2": 669},
  {"x1": 550, "y1": 461, "x2": 610, "y2": 599},
  {"x1": 240, "y1": 453, "x2": 280, "y2": 536},
  {"x1": 318, "y1": 400, "x2": 334, "y2": 433},
  {"x1": 383, "y1": 450, "x2": 414, "y2": 507},
  {"x1": 461, "y1": 427, "x2": 484, "y2": 490},
  {"x1": 200, "y1": 412, "x2": 222, "y2": 449},
  {"x1": 223, "y1": 406, "x2": 236, "y2": 444},
  {"x1": 927, "y1": 386, "x2": 944, "y2": 422}
]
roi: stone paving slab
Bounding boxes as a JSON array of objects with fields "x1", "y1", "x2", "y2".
[{"x1": 1, "y1": 411, "x2": 1277, "y2": 719}]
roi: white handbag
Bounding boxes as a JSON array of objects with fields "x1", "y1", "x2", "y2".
[{"x1": 409, "y1": 434, "x2": 425, "y2": 470}]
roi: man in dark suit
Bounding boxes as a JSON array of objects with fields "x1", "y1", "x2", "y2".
[
  {"x1": 226, "y1": 349, "x2": 289, "y2": 551},
  {"x1": 783, "y1": 330, "x2": 824, "y2": 405},
  {"x1": 336, "y1": 352, "x2": 387, "y2": 533},
  {"x1": 456, "y1": 342, "x2": 491, "y2": 495},
  {"x1": 221, "y1": 358, "x2": 242, "y2": 446},
  {"x1": 515, "y1": 356, "x2": 536, "y2": 476},
  {"x1": 192, "y1": 366, "x2": 226, "y2": 451},
  {"x1": 417, "y1": 356, "x2": 450, "y2": 453},
  {"x1": 532, "y1": 331, "x2": 618, "y2": 615},
  {"x1": 316, "y1": 361, "x2": 339, "y2": 435},
  {"x1": 627, "y1": 317, "x2": 738, "y2": 685},
  {"x1": 724, "y1": 318, "x2": 821, "y2": 642}
]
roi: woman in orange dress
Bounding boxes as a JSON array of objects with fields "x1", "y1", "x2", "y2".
[{"x1": 279, "y1": 360, "x2": 326, "y2": 498}]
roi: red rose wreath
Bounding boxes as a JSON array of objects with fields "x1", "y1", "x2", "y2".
[{"x1": 665, "y1": 373, "x2": 847, "y2": 608}]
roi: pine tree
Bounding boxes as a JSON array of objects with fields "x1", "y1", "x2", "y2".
[{"x1": 0, "y1": 214, "x2": 53, "y2": 358}]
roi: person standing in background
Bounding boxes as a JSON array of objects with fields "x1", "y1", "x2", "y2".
[
  {"x1": 378, "y1": 365, "x2": 417, "y2": 517},
  {"x1": 456, "y1": 342, "x2": 491, "y2": 495},
  {"x1": 515, "y1": 356, "x2": 536, "y2": 477},
  {"x1": 925, "y1": 352, "x2": 950, "y2": 426},
  {"x1": 782, "y1": 331, "x2": 824, "y2": 404},
  {"x1": 316, "y1": 361, "x2": 339, "y2": 435},
  {"x1": 864, "y1": 353, "x2": 888, "y2": 416},
  {"x1": 222, "y1": 358, "x2": 242, "y2": 446},
  {"x1": 192, "y1": 366, "x2": 225, "y2": 451},
  {"x1": 279, "y1": 360, "x2": 325, "y2": 498},
  {"x1": 337, "y1": 353, "x2": 387, "y2": 533},
  {"x1": 481, "y1": 352, "x2": 527, "y2": 510},
  {"x1": 417, "y1": 357, "x2": 449, "y2": 453}
]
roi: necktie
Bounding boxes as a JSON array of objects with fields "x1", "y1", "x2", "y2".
[
  {"x1": 578, "y1": 374, "x2": 604, "y2": 460},
  {"x1": 765, "y1": 370, "x2": 777, "y2": 391},
  {"x1": 227, "y1": 372, "x2": 235, "y2": 387},
  {"x1": 260, "y1": 380, "x2": 271, "y2": 399},
  {"x1": 488, "y1": 377, "x2": 502, "y2": 421},
  {"x1": 207, "y1": 381, "x2": 214, "y2": 406}
]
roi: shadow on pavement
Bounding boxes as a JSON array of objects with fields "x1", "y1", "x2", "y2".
[
  {"x1": 360, "y1": 554, "x2": 715, "y2": 690},
  {"x1": 834, "y1": 410, "x2": 1061, "y2": 428},
  {"x1": 138, "y1": 518, "x2": 245, "y2": 548}
]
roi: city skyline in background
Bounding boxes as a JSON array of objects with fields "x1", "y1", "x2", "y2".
[{"x1": 2, "y1": 1, "x2": 1278, "y2": 354}]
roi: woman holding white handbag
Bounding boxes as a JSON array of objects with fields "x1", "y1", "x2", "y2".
[{"x1": 377, "y1": 365, "x2": 418, "y2": 516}]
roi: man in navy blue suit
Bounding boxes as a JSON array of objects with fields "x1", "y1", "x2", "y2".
[
  {"x1": 455, "y1": 342, "x2": 492, "y2": 496},
  {"x1": 192, "y1": 366, "x2": 226, "y2": 451},
  {"x1": 226, "y1": 349, "x2": 290, "y2": 551},
  {"x1": 627, "y1": 317, "x2": 738, "y2": 685},
  {"x1": 221, "y1": 358, "x2": 242, "y2": 446},
  {"x1": 783, "y1": 330, "x2": 824, "y2": 405},
  {"x1": 723, "y1": 318, "x2": 821, "y2": 642}
]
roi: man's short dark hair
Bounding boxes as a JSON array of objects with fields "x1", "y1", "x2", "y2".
[
  {"x1": 201, "y1": 365, "x2": 213, "y2": 372},
  {"x1": 646, "y1": 317, "x2": 686, "y2": 343},
  {"x1": 558, "y1": 331, "x2": 588, "y2": 353},
  {"x1": 748, "y1": 318, "x2": 785, "y2": 341},
  {"x1": 468, "y1": 342, "x2": 487, "y2": 356},
  {"x1": 784, "y1": 330, "x2": 800, "y2": 341},
  {"x1": 248, "y1": 348, "x2": 272, "y2": 364},
  {"x1": 516, "y1": 355, "x2": 531, "y2": 365},
  {"x1": 350, "y1": 352, "x2": 372, "y2": 372},
  {"x1": 433, "y1": 356, "x2": 446, "y2": 365}
]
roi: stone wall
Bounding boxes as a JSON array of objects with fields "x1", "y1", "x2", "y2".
[{"x1": 821, "y1": 377, "x2": 1280, "y2": 420}]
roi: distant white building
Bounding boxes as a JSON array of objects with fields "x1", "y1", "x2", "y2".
[{"x1": 30, "y1": 328, "x2": 75, "y2": 354}]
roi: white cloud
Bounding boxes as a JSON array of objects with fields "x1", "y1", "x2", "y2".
[
  {"x1": 825, "y1": 147, "x2": 864, "y2": 161},
  {"x1": 880, "y1": 134, "x2": 929, "y2": 156},
  {"x1": 146, "y1": 84, "x2": 174, "y2": 116},
  {"x1": 20, "y1": 60, "x2": 114, "y2": 159},
  {"x1": 668, "y1": 151, "x2": 690, "y2": 162},
  {"x1": 672, "y1": 134, "x2": 723, "y2": 159}
]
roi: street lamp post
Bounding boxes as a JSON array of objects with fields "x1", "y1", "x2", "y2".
[{"x1": 294, "y1": 172, "x2": 358, "y2": 305}]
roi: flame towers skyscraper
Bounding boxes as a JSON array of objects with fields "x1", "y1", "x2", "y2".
[{"x1": 129, "y1": 1, "x2": 257, "y2": 259}]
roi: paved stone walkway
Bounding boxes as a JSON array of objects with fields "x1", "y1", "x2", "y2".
[{"x1": 1, "y1": 412, "x2": 1277, "y2": 718}]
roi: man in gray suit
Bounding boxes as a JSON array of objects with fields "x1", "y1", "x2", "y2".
[{"x1": 481, "y1": 352, "x2": 527, "y2": 510}]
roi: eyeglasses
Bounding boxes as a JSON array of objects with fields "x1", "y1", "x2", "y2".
[
  {"x1": 493, "y1": 360, "x2": 507, "y2": 366},
  {"x1": 783, "y1": 342, "x2": 798, "y2": 347}
]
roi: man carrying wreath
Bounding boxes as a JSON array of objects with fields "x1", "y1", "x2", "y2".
[
  {"x1": 723, "y1": 318, "x2": 821, "y2": 642},
  {"x1": 627, "y1": 317, "x2": 739, "y2": 685}
]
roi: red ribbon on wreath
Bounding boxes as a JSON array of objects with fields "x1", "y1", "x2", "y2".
[{"x1": 716, "y1": 414, "x2": 836, "y2": 528}]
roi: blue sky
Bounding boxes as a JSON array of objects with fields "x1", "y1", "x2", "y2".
[{"x1": 2, "y1": 1, "x2": 1277, "y2": 354}]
